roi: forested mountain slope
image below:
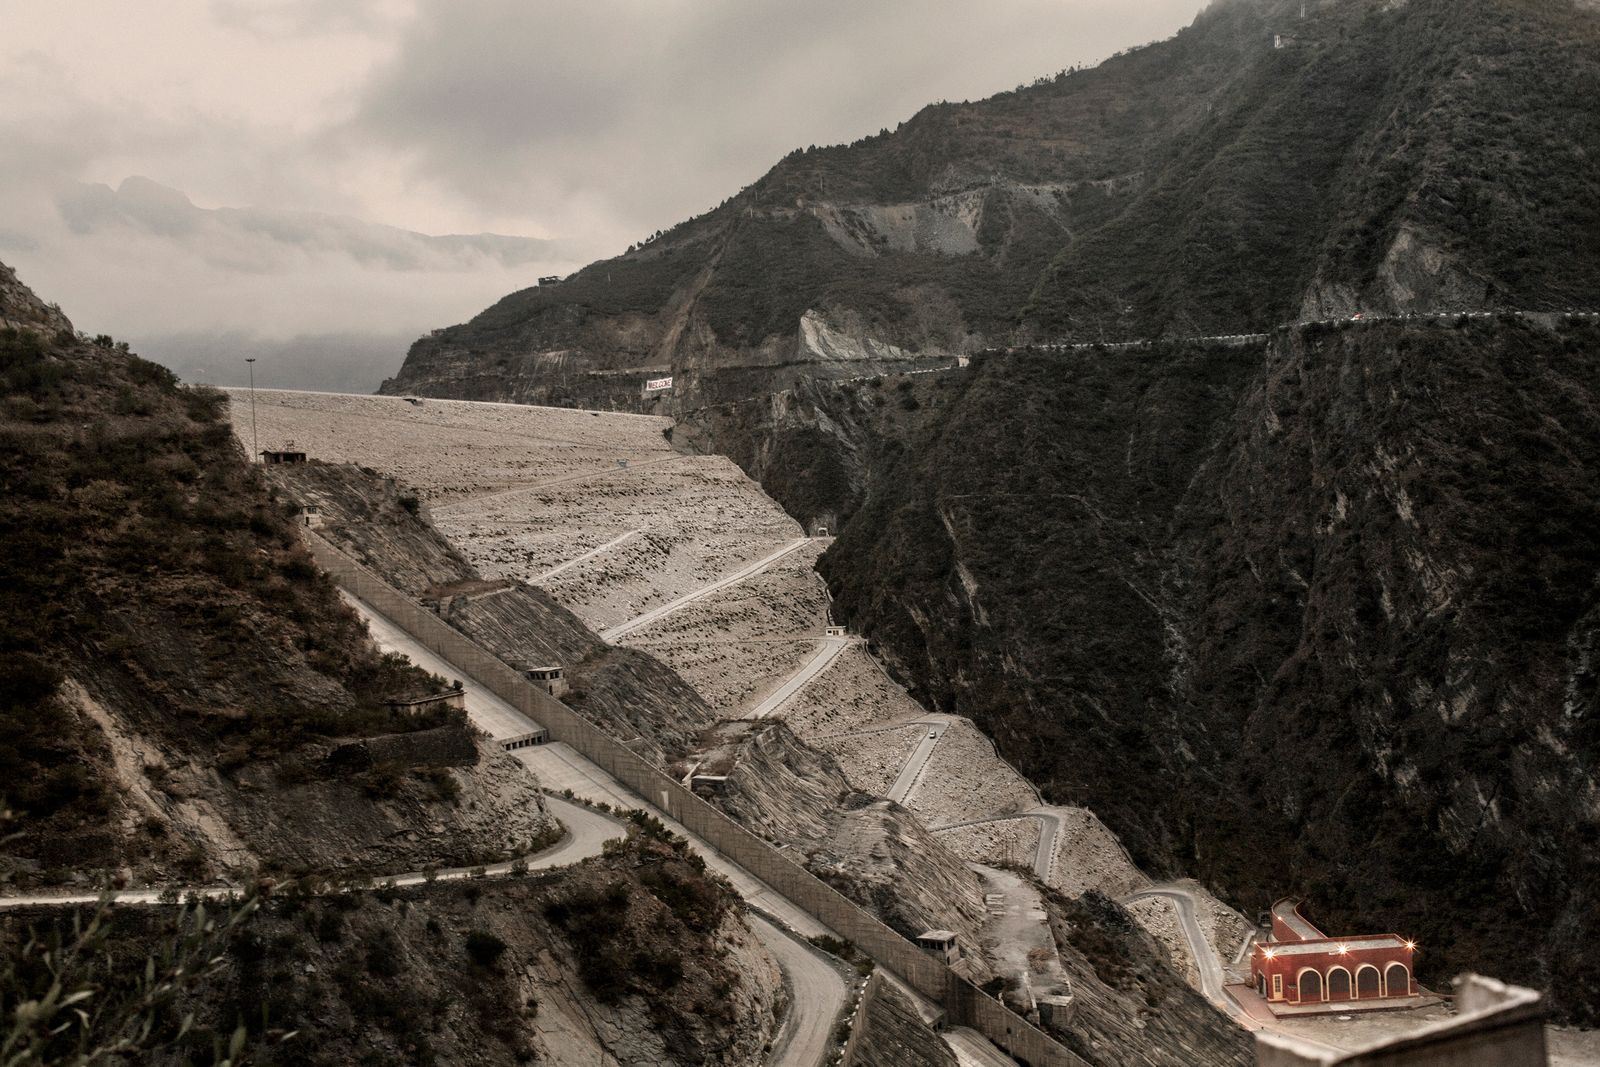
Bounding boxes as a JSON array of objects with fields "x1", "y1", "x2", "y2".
[
  {"x1": 820, "y1": 316, "x2": 1600, "y2": 1021},
  {"x1": 383, "y1": 0, "x2": 1600, "y2": 413}
]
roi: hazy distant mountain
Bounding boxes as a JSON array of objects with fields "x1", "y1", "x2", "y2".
[
  {"x1": 34, "y1": 176, "x2": 571, "y2": 393},
  {"x1": 136, "y1": 330, "x2": 417, "y2": 394}
]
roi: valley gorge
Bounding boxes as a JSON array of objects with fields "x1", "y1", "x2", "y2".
[
  {"x1": 5, "y1": 0, "x2": 1600, "y2": 1063},
  {"x1": 377, "y1": 0, "x2": 1600, "y2": 1039}
]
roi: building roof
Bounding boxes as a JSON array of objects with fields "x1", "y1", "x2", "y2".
[
  {"x1": 918, "y1": 930, "x2": 959, "y2": 942},
  {"x1": 1260, "y1": 935, "x2": 1409, "y2": 958},
  {"x1": 1273, "y1": 898, "x2": 1326, "y2": 940}
]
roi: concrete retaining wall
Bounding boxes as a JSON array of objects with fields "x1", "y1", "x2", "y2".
[
  {"x1": 307, "y1": 532, "x2": 1086, "y2": 1067},
  {"x1": 1254, "y1": 975, "x2": 1547, "y2": 1067},
  {"x1": 839, "y1": 971, "x2": 881, "y2": 1067}
]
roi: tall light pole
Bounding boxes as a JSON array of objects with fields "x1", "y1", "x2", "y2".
[{"x1": 245, "y1": 357, "x2": 258, "y2": 462}]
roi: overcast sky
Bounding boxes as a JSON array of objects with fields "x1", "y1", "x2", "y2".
[{"x1": 0, "y1": 0, "x2": 1202, "y2": 346}]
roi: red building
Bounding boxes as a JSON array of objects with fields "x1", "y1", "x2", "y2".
[{"x1": 1249, "y1": 899, "x2": 1417, "y2": 1008}]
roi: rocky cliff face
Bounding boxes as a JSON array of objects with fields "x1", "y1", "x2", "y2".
[
  {"x1": 0, "y1": 260, "x2": 72, "y2": 336},
  {"x1": 383, "y1": 0, "x2": 1600, "y2": 418},
  {"x1": 819, "y1": 317, "x2": 1600, "y2": 1021}
]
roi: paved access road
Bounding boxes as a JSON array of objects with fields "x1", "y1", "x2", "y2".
[
  {"x1": 351, "y1": 590, "x2": 545, "y2": 740},
  {"x1": 1124, "y1": 885, "x2": 1253, "y2": 1027},
  {"x1": 0, "y1": 794, "x2": 619, "y2": 910},
  {"x1": 346, "y1": 591, "x2": 849, "y2": 1065},
  {"x1": 749, "y1": 636, "x2": 854, "y2": 719},
  {"x1": 750, "y1": 914, "x2": 851, "y2": 1067},
  {"x1": 930, "y1": 808, "x2": 1064, "y2": 883},
  {"x1": 600, "y1": 537, "x2": 814, "y2": 642},
  {"x1": 886, "y1": 718, "x2": 953, "y2": 804}
]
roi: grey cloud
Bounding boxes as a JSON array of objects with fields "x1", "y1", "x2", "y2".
[
  {"x1": 349, "y1": 0, "x2": 1204, "y2": 244},
  {"x1": 208, "y1": 0, "x2": 408, "y2": 38},
  {"x1": 56, "y1": 176, "x2": 563, "y2": 271},
  {"x1": 2, "y1": 0, "x2": 1201, "y2": 361}
]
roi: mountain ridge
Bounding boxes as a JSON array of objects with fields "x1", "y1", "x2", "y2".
[{"x1": 381, "y1": 0, "x2": 1600, "y2": 413}]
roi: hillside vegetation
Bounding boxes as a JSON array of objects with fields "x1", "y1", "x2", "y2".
[
  {"x1": 0, "y1": 833, "x2": 784, "y2": 1066},
  {"x1": 820, "y1": 316, "x2": 1600, "y2": 1021},
  {"x1": 0, "y1": 261, "x2": 548, "y2": 888}
]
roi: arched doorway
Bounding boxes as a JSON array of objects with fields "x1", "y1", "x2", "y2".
[
  {"x1": 1357, "y1": 965, "x2": 1382, "y2": 998},
  {"x1": 1328, "y1": 967, "x2": 1352, "y2": 1001},
  {"x1": 1386, "y1": 963, "x2": 1411, "y2": 998},
  {"x1": 1297, "y1": 969, "x2": 1322, "y2": 1003}
]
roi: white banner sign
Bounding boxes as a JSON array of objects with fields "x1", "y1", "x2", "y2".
[{"x1": 644, "y1": 376, "x2": 674, "y2": 392}]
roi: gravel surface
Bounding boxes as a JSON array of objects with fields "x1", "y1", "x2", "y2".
[
  {"x1": 1192, "y1": 886, "x2": 1254, "y2": 967},
  {"x1": 934, "y1": 818, "x2": 1043, "y2": 871},
  {"x1": 812, "y1": 726, "x2": 928, "y2": 796},
  {"x1": 634, "y1": 638, "x2": 820, "y2": 717},
  {"x1": 442, "y1": 459, "x2": 802, "y2": 631},
  {"x1": 904, "y1": 720, "x2": 1037, "y2": 827},
  {"x1": 226, "y1": 389, "x2": 673, "y2": 503},
  {"x1": 782, "y1": 645, "x2": 929, "y2": 738},
  {"x1": 1047, "y1": 808, "x2": 1150, "y2": 900}
]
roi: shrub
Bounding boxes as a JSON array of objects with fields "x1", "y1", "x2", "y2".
[
  {"x1": 464, "y1": 929, "x2": 507, "y2": 967},
  {"x1": 365, "y1": 929, "x2": 404, "y2": 978}
]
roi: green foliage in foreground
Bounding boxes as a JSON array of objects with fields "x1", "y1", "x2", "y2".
[{"x1": 1, "y1": 893, "x2": 270, "y2": 1067}]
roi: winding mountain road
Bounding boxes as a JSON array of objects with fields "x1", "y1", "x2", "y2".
[
  {"x1": 886, "y1": 718, "x2": 952, "y2": 804},
  {"x1": 1123, "y1": 885, "x2": 1252, "y2": 1027},
  {"x1": 344, "y1": 591, "x2": 850, "y2": 1066},
  {"x1": 931, "y1": 809, "x2": 1062, "y2": 883},
  {"x1": 750, "y1": 914, "x2": 852, "y2": 1067},
  {"x1": 0, "y1": 793, "x2": 620, "y2": 909}
]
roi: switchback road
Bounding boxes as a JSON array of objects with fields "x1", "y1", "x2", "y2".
[
  {"x1": 600, "y1": 537, "x2": 814, "y2": 642},
  {"x1": 1124, "y1": 885, "x2": 1251, "y2": 1027}
]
